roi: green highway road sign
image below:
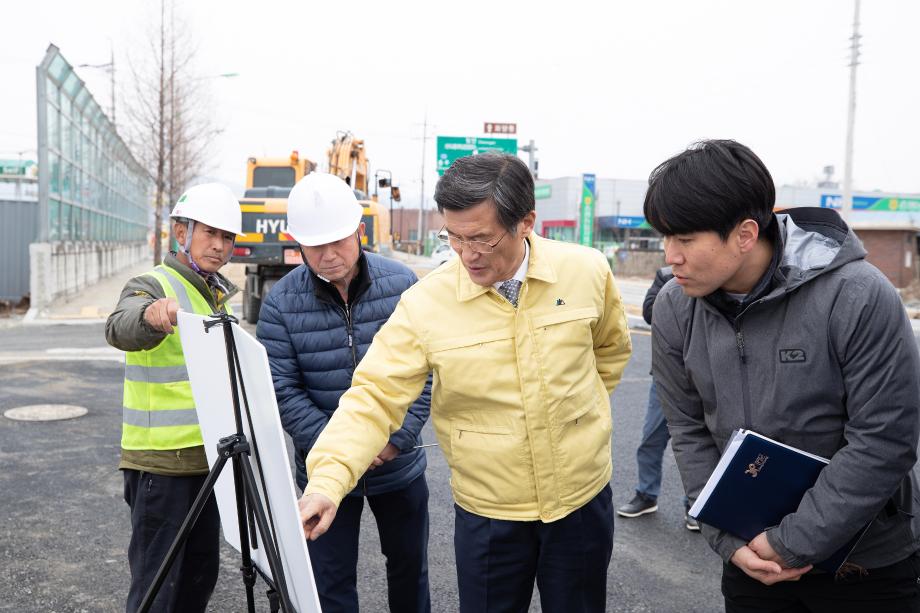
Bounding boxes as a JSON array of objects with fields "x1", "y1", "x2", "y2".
[{"x1": 436, "y1": 136, "x2": 518, "y2": 175}]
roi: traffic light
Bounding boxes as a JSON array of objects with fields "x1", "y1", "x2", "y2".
[{"x1": 391, "y1": 186, "x2": 401, "y2": 202}]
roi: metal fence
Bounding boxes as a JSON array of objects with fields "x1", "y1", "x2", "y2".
[
  {"x1": 36, "y1": 44, "x2": 150, "y2": 243},
  {"x1": 0, "y1": 200, "x2": 39, "y2": 301}
]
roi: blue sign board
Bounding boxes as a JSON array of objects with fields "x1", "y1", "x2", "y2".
[
  {"x1": 613, "y1": 216, "x2": 646, "y2": 229},
  {"x1": 820, "y1": 194, "x2": 876, "y2": 210},
  {"x1": 821, "y1": 193, "x2": 920, "y2": 213}
]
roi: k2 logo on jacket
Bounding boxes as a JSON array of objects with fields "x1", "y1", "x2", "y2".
[{"x1": 779, "y1": 349, "x2": 807, "y2": 363}]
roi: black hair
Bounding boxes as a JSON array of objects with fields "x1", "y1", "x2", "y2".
[
  {"x1": 643, "y1": 139, "x2": 776, "y2": 241},
  {"x1": 434, "y1": 153, "x2": 535, "y2": 233}
]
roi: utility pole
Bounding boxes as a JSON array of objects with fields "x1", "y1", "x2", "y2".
[
  {"x1": 841, "y1": 0, "x2": 861, "y2": 223},
  {"x1": 417, "y1": 112, "x2": 428, "y2": 255}
]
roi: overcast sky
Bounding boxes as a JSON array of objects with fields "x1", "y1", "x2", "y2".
[{"x1": 2, "y1": 0, "x2": 918, "y2": 208}]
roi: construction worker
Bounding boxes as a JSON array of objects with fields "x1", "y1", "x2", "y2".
[
  {"x1": 256, "y1": 173, "x2": 432, "y2": 613},
  {"x1": 105, "y1": 183, "x2": 242, "y2": 613}
]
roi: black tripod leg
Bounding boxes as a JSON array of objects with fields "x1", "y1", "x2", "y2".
[
  {"x1": 232, "y1": 454, "x2": 258, "y2": 613},
  {"x1": 239, "y1": 457, "x2": 296, "y2": 613},
  {"x1": 138, "y1": 453, "x2": 229, "y2": 613},
  {"x1": 266, "y1": 588, "x2": 281, "y2": 613}
]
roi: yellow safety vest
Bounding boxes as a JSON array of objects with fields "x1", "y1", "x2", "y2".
[{"x1": 120, "y1": 264, "x2": 232, "y2": 451}]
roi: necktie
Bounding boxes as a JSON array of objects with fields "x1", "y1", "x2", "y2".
[{"x1": 497, "y1": 279, "x2": 522, "y2": 308}]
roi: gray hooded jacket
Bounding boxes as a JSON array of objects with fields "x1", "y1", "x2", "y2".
[{"x1": 652, "y1": 207, "x2": 920, "y2": 569}]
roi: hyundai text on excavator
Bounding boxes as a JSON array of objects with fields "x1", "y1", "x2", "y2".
[{"x1": 232, "y1": 136, "x2": 393, "y2": 324}]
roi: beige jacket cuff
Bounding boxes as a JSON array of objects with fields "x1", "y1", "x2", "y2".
[{"x1": 302, "y1": 474, "x2": 347, "y2": 507}]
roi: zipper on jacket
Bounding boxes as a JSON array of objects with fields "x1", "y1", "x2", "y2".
[
  {"x1": 733, "y1": 320, "x2": 754, "y2": 430},
  {"x1": 341, "y1": 303, "x2": 358, "y2": 367},
  {"x1": 734, "y1": 329, "x2": 746, "y2": 363}
]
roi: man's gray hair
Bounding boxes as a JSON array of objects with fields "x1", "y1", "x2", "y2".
[{"x1": 434, "y1": 153, "x2": 535, "y2": 233}]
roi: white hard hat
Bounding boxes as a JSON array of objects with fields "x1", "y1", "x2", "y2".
[
  {"x1": 286, "y1": 173, "x2": 363, "y2": 247},
  {"x1": 170, "y1": 183, "x2": 244, "y2": 236}
]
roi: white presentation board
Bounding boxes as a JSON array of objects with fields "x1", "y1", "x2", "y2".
[{"x1": 178, "y1": 312, "x2": 322, "y2": 613}]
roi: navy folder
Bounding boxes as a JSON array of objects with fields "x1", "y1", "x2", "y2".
[{"x1": 688, "y1": 429, "x2": 867, "y2": 573}]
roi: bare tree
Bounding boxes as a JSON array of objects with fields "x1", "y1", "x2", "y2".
[{"x1": 124, "y1": 0, "x2": 220, "y2": 265}]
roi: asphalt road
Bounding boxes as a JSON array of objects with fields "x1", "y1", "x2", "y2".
[{"x1": 0, "y1": 321, "x2": 724, "y2": 612}]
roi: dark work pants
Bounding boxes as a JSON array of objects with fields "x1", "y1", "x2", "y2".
[
  {"x1": 123, "y1": 469, "x2": 220, "y2": 613},
  {"x1": 307, "y1": 474, "x2": 431, "y2": 613},
  {"x1": 454, "y1": 483, "x2": 614, "y2": 613},
  {"x1": 722, "y1": 553, "x2": 920, "y2": 613}
]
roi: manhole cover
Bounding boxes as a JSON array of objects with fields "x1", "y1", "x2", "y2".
[{"x1": 3, "y1": 404, "x2": 88, "y2": 421}]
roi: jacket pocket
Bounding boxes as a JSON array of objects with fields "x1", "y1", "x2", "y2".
[
  {"x1": 449, "y1": 422, "x2": 535, "y2": 505},
  {"x1": 531, "y1": 307, "x2": 598, "y2": 396},
  {"x1": 549, "y1": 381, "x2": 612, "y2": 504},
  {"x1": 428, "y1": 330, "x2": 516, "y2": 407}
]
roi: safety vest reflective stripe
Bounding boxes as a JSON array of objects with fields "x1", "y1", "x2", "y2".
[
  {"x1": 124, "y1": 364, "x2": 189, "y2": 384},
  {"x1": 155, "y1": 265, "x2": 195, "y2": 312},
  {"x1": 122, "y1": 407, "x2": 200, "y2": 427}
]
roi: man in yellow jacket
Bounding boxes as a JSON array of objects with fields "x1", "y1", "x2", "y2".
[{"x1": 300, "y1": 153, "x2": 632, "y2": 612}]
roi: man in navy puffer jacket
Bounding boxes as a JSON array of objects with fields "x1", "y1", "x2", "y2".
[{"x1": 257, "y1": 173, "x2": 431, "y2": 613}]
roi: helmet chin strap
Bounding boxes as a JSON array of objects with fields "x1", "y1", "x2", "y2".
[
  {"x1": 299, "y1": 247, "x2": 331, "y2": 282},
  {"x1": 179, "y1": 220, "x2": 203, "y2": 274}
]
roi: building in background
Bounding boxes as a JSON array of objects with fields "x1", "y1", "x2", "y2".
[
  {"x1": 777, "y1": 186, "x2": 920, "y2": 288},
  {"x1": 533, "y1": 175, "x2": 663, "y2": 275},
  {"x1": 390, "y1": 208, "x2": 445, "y2": 254},
  {"x1": 27, "y1": 44, "x2": 151, "y2": 314},
  {"x1": 534, "y1": 176, "x2": 659, "y2": 246}
]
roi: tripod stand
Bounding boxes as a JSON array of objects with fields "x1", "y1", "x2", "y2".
[{"x1": 139, "y1": 312, "x2": 295, "y2": 613}]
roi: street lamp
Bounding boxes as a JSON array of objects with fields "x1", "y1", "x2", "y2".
[{"x1": 78, "y1": 45, "x2": 116, "y2": 126}]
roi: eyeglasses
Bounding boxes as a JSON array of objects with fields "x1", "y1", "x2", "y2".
[{"x1": 437, "y1": 227, "x2": 508, "y2": 254}]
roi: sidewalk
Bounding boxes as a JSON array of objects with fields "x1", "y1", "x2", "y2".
[
  {"x1": 23, "y1": 260, "x2": 153, "y2": 325},
  {"x1": 13, "y1": 251, "x2": 436, "y2": 328},
  {"x1": 17, "y1": 260, "x2": 250, "y2": 327}
]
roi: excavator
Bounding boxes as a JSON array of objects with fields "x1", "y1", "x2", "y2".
[
  {"x1": 232, "y1": 134, "x2": 395, "y2": 324},
  {"x1": 326, "y1": 131, "x2": 393, "y2": 253}
]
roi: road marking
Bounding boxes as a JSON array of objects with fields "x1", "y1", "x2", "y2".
[{"x1": 0, "y1": 347, "x2": 123, "y2": 364}]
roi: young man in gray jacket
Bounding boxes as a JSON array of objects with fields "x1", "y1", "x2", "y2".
[{"x1": 644, "y1": 139, "x2": 920, "y2": 611}]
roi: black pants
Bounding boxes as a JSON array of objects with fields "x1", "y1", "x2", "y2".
[
  {"x1": 307, "y1": 475, "x2": 431, "y2": 613},
  {"x1": 722, "y1": 554, "x2": 920, "y2": 612},
  {"x1": 453, "y1": 483, "x2": 614, "y2": 613},
  {"x1": 123, "y1": 470, "x2": 220, "y2": 613}
]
